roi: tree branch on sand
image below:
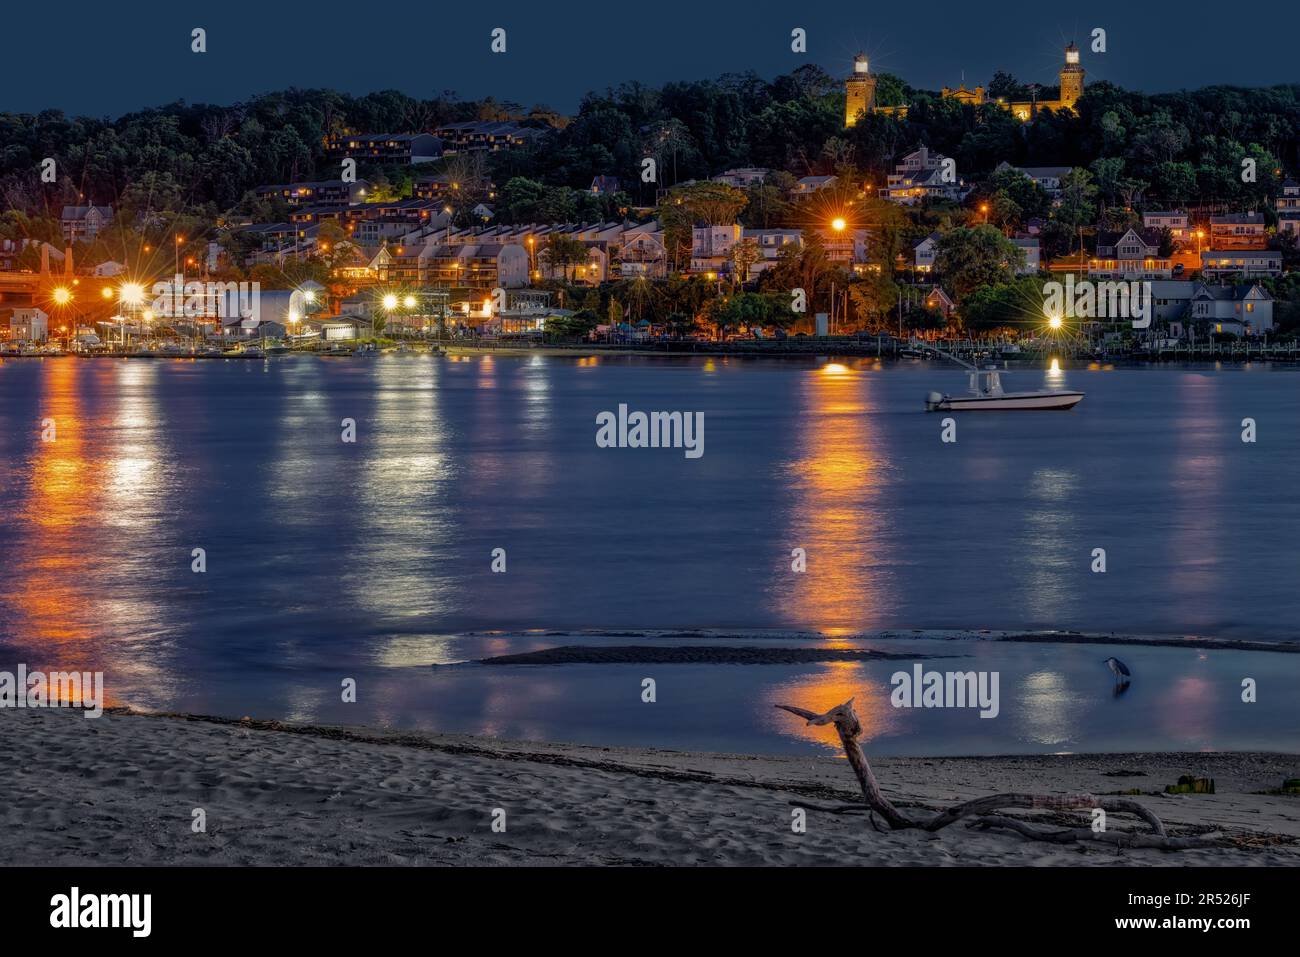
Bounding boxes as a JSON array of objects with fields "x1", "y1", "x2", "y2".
[{"x1": 775, "y1": 699, "x2": 1224, "y2": 851}]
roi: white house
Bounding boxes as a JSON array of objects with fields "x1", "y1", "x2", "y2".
[
  {"x1": 882, "y1": 148, "x2": 968, "y2": 205},
  {"x1": 690, "y1": 223, "x2": 742, "y2": 273},
  {"x1": 1145, "y1": 281, "x2": 1273, "y2": 338},
  {"x1": 913, "y1": 232, "x2": 940, "y2": 273},
  {"x1": 1142, "y1": 210, "x2": 1190, "y2": 244},
  {"x1": 9, "y1": 307, "x2": 50, "y2": 342},
  {"x1": 1011, "y1": 237, "x2": 1040, "y2": 274},
  {"x1": 1189, "y1": 283, "x2": 1273, "y2": 336}
]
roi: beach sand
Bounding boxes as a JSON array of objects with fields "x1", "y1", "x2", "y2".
[{"x1": 3, "y1": 706, "x2": 1297, "y2": 866}]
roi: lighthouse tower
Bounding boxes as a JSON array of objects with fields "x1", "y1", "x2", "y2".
[
  {"x1": 845, "y1": 53, "x2": 876, "y2": 127},
  {"x1": 1058, "y1": 42, "x2": 1085, "y2": 109}
]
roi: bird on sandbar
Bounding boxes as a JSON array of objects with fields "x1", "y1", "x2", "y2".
[{"x1": 1102, "y1": 656, "x2": 1131, "y2": 684}]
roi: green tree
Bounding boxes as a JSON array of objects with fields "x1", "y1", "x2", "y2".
[
  {"x1": 542, "y1": 234, "x2": 589, "y2": 282},
  {"x1": 933, "y1": 226, "x2": 1022, "y2": 300}
]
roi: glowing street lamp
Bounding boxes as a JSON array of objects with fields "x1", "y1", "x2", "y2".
[
  {"x1": 402, "y1": 295, "x2": 417, "y2": 310},
  {"x1": 382, "y1": 293, "x2": 399, "y2": 311},
  {"x1": 52, "y1": 286, "x2": 72, "y2": 306},
  {"x1": 120, "y1": 282, "x2": 145, "y2": 307},
  {"x1": 831, "y1": 217, "x2": 847, "y2": 232}
]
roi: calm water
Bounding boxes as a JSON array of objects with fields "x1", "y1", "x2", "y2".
[{"x1": 1, "y1": 355, "x2": 1297, "y2": 754}]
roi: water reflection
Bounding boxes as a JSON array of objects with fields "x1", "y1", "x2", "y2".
[
  {"x1": 772, "y1": 364, "x2": 895, "y2": 634},
  {"x1": 1165, "y1": 375, "x2": 1222, "y2": 625},
  {"x1": 760, "y1": 662, "x2": 900, "y2": 752},
  {"x1": 1017, "y1": 467, "x2": 1079, "y2": 620}
]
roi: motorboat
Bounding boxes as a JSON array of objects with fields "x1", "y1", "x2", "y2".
[{"x1": 926, "y1": 368, "x2": 1083, "y2": 411}]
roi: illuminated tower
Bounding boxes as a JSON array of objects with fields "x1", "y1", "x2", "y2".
[
  {"x1": 1058, "y1": 42, "x2": 1085, "y2": 109},
  {"x1": 845, "y1": 53, "x2": 876, "y2": 127}
]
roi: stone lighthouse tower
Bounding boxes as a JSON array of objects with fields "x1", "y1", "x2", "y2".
[
  {"x1": 1058, "y1": 42, "x2": 1085, "y2": 109},
  {"x1": 845, "y1": 53, "x2": 876, "y2": 127}
]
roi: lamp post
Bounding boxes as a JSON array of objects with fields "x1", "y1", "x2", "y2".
[
  {"x1": 119, "y1": 281, "x2": 145, "y2": 349},
  {"x1": 52, "y1": 286, "x2": 73, "y2": 349}
]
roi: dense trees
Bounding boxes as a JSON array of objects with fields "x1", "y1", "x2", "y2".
[
  {"x1": 933, "y1": 226, "x2": 1023, "y2": 299},
  {"x1": 3, "y1": 70, "x2": 1297, "y2": 243},
  {"x1": 4, "y1": 65, "x2": 1299, "y2": 338}
]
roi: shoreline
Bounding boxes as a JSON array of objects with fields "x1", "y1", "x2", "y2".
[
  {"x1": 448, "y1": 627, "x2": 1300, "y2": 655},
  {"x1": 7, "y1": 346, "x2": 1300, "y2": 364},
  {"x1": 3, "y1": 706, "x2": 1297, "y2": 866}
]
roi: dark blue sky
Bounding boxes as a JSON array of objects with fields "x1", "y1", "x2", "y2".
[{"x1": 8, "y1": 0, "x2": 1298, "y2": 118}]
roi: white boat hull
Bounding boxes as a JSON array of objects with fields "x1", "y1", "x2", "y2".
[{"x1": 931, "y1": 391, "x2": 1084, "y2": 411}]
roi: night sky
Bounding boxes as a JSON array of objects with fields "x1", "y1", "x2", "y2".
[{"x1": 9, "y1": 0, "x2": 1299, "y2": 118}]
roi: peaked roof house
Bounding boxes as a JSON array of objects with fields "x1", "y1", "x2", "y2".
[
  {"x1": 1145, "y1": 280, "x2": 1273, "y2": 338},
  {"x1": 913, "y1": 231, "x2": 942, "y2": 272},
  {"x1": 881, "y1": 148, "x2": 968, "y2": 205},
  {"x1": 61, "y1": 205, "x2": 113, "y2": 243},
  {"x1": 1089, "y1": 227, "x2": 1172, "y2": 279},
  {"x1": 792, "y1": 175, "x2": 838, "y2": 196}
]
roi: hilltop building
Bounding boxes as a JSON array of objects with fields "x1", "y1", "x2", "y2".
[
  {"x1": 1000, "y1": 43, "x2": 1085, "y2": 120},
  {"x1": 846, "y1": 43, "x2": 1084, "y2": 127},
  {"x1": 844, "y1": 54, "x2": 907, "y2": 124}
]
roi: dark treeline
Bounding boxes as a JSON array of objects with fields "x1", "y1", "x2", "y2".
[{"x1": 2, "y1": 65, "x2": 1299, "y2": 236}]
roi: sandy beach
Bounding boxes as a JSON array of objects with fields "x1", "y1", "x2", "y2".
[{"x1": 3, "y1": 706, "x2": 1297, "y2": 867}]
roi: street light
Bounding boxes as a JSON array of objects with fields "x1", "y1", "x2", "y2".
[
  {"x1": 831, "y1": 217, "x2": 847, "y2": 232},
  {"x1": 53, "y1": 286, "x2": 72, "y2": 306},
  {"x1": 120, "y1": 282, "x2": 145, "y2": 307}
]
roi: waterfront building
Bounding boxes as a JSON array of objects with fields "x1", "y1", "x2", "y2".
[
  {"x1": 1146, "y1": 280, "x2": 1274, "y2": 337},
  {"x1": 1090, "y1": 227, "x2": 1172, "y2": 279},
  {"x1": 8, "y1": 306, "x2": 49, "y2": 342}
]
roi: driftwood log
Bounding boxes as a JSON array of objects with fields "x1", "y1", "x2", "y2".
[{"x1": 776, "y1": 698, "x2": 1223, "y2": 850}]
